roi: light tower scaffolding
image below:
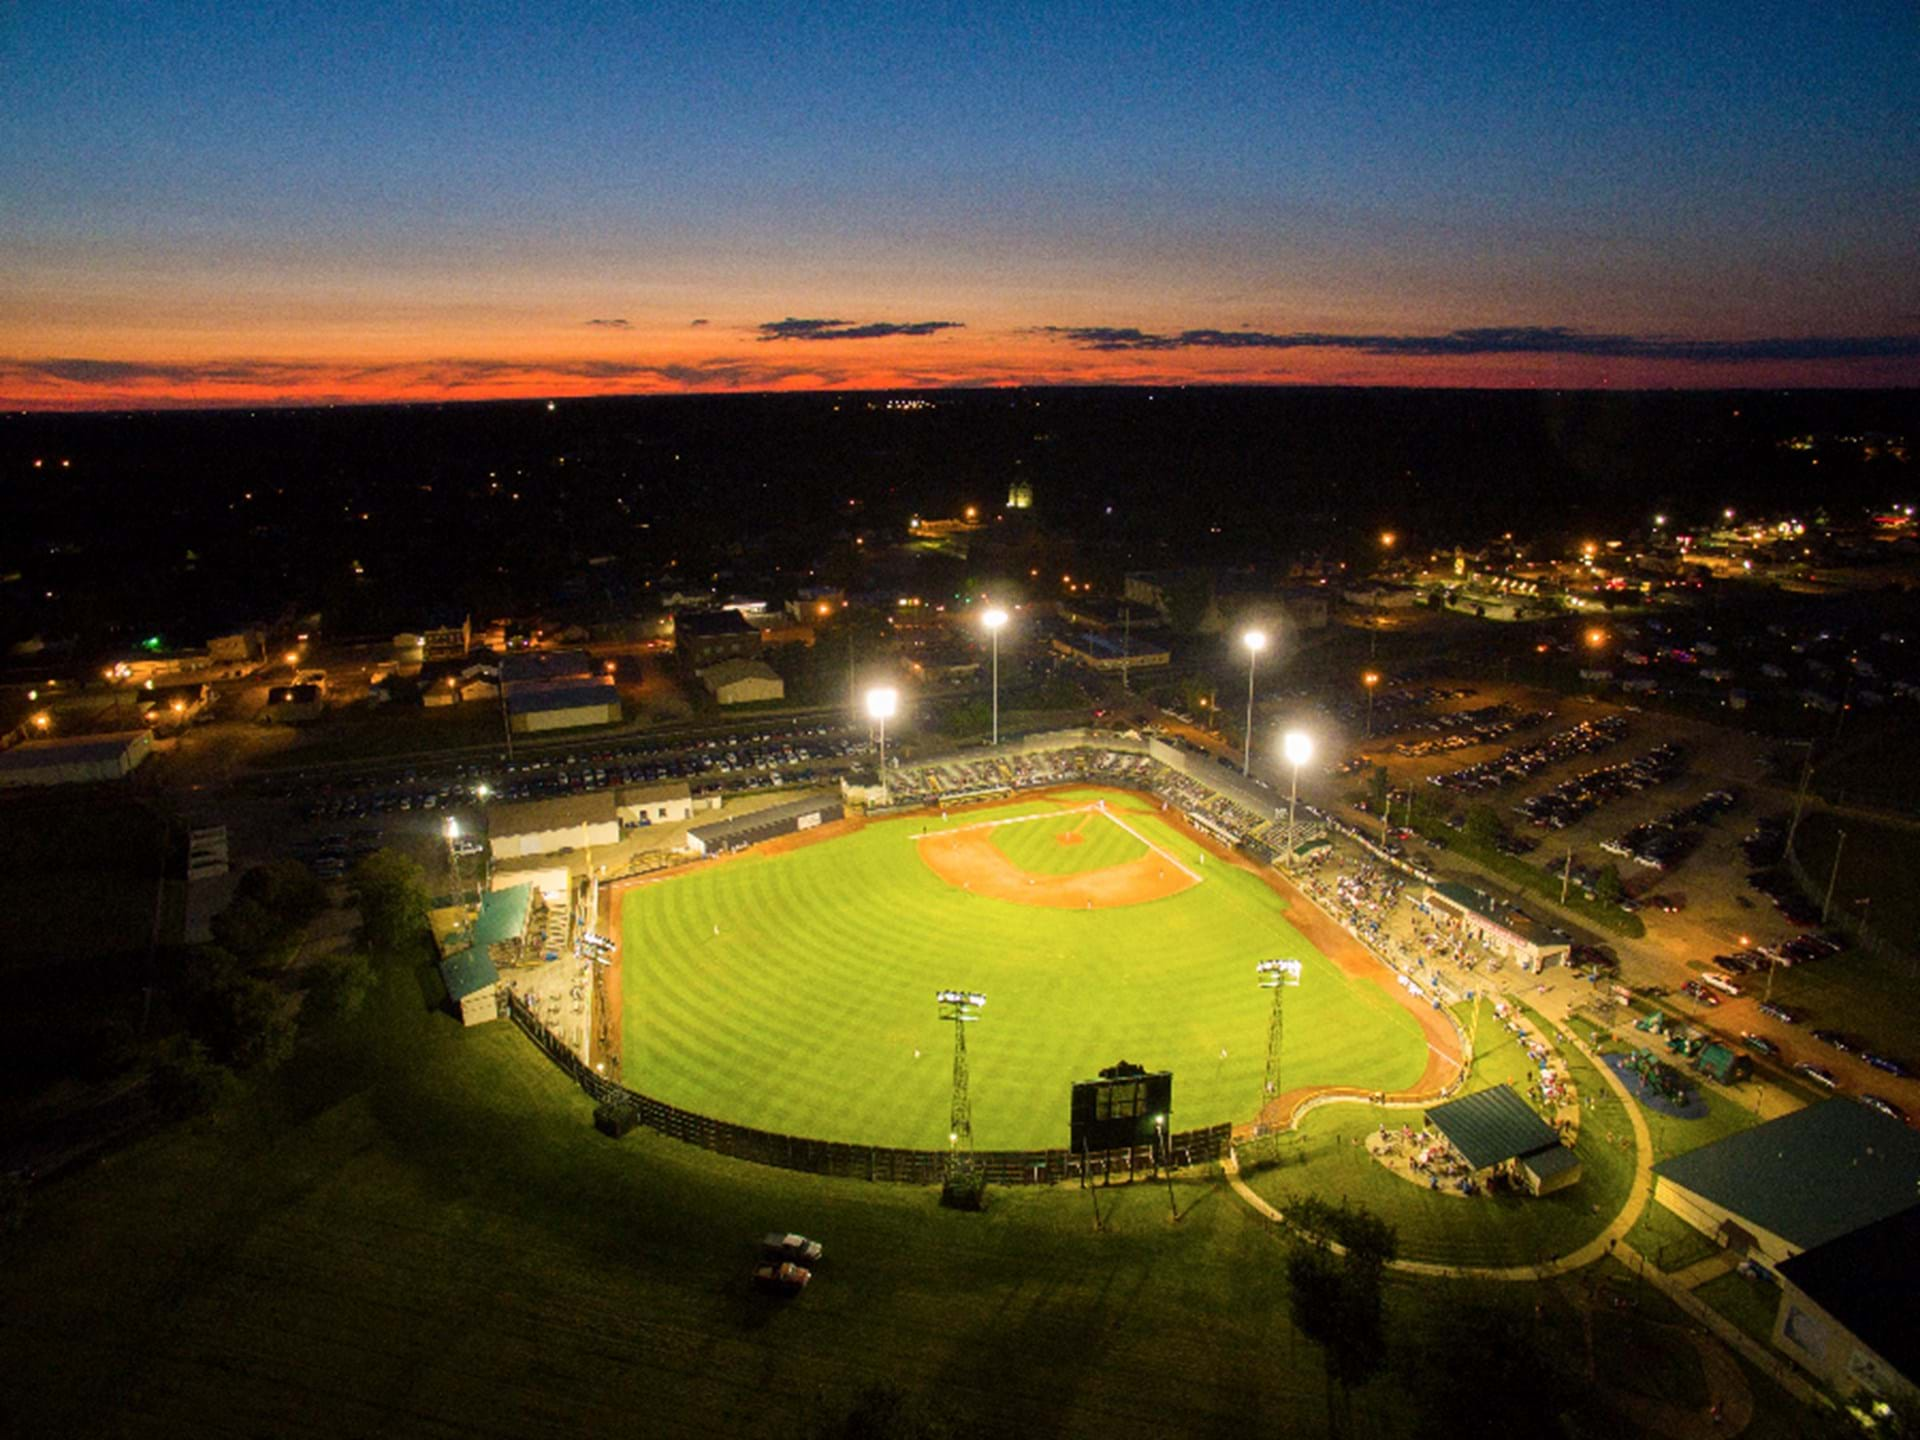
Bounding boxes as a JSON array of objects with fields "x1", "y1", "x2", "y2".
[
  {"x1": 935, "y1": 988, "x2": 986, "y2": 1169},
  {"x1": 1255, "y1": 959, "x2": 1303, "y2": 1124}
]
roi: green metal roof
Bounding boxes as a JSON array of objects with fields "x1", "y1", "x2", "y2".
[
  {"x1": 438, "y1": 948, "x2": 498, "y2": 1001},
  {"x1": 1653, "y1": 1100, "x2": 1920, "y2": 1252},
  {"x1": 470, "y1": 883, "x2": 532, "y2": 954},
  {"x1": 1519, "y1": 1144, "x2": 1581, "y2": 1181},
  {"x1": 1424, "y1": 1083, "x2": 1562, "y2": 1171}
]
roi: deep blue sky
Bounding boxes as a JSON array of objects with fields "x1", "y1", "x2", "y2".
[{"x1": 3, "y1": 2, "x2": 1917, "y2": 404}]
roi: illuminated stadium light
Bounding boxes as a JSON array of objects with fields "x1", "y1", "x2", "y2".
[{"x1": 1255, "y1": 958, "x2": 1302, "y2": 987}]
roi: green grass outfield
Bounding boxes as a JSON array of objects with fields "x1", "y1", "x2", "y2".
[
  {"x1": 622, "y1": 789, "x2": 1430, "y2": 1150},
  {"x1": 986, "y1": 805, "x2": 1146, "y2": 875}
]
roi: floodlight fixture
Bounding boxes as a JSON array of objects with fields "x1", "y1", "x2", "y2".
[
  {"x1": 982, "y1": 608, "x2": 1008, "y2": 744},
  {"x1": 1282, "y1": 730, "x2": 1313, "y2": 769},
  {"x1": 1256, "y1": 958, "x2": 1302, "y2": 988},
  {"x1": 981, "y1": 607, "x2": 1008, "y2": 632},
  {"x1": 866, "y1": 686, "x2": 897, "y2": 721},
  {"x1": 475, "y1": 782, "x2": 492, "y2": 800},
  {"x1": 1240, "y1": 631, "x2": 1269, "y2": 775},
  {"x1": 445, "y1": 817, "x2": 460, "y2": 840},
  {"x1": 1242, "y1": 629, "x2": 1267, "y2": 654}
]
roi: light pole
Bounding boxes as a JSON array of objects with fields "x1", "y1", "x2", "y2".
[
  {"x1": 867, "y1": 686, "x2": 898, "y2": 803},
  {"x1": 982, "y1": 607, "x2": 1008, "y2": 747},
  {"x1": 1241, "y1": 629, "x2": 1267, "y2": 776},
  {"x1": 1363, "y1": 671, "x2": 1380, "y2": 739},
  {"x1": 1283, "y1": 730, "x2": 1313, "y2": 856}
]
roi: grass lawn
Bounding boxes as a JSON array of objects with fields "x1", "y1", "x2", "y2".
[
  {"x1": 1625, "y1": 1199, "x2": 1723, "y2": 1272},
  {"x1": 987, "y1": 806, "x2": 1145, "y2": 874},
  {"x1": 622, "y1": 791, "x2": 1428, "y2": 1149},
  {"x1": 1242, "y1": 1001, "x2": 1637, "y2": 1270},
  {"x1": 1695, "y1": 1269, "x2": 1784, "y2": 1350}
]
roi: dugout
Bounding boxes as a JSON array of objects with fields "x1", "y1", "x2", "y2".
[
  {"x1": 685, "y1": 795, "x2": 842, "y2": 856},
  {"x1": 1424, "y1": 1083, "x2": 1581, "y2": 1196}
]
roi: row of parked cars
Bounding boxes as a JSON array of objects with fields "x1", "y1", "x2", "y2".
[
  {"x1": 1746, "y1": 867, "x2": 1822, "y2": 929},
  {"x1": 1599, "y1": 789, "x2": 1736, "y2": 873},
  {"x1": 1392, "y1": 704, "x2": 1549, "y2": 759},
  {"x1": 294, "y1": 724, "x2": 867, "y2": 821},
  {"x1": 1516, "y1": 742, "x2": 1688, "y2": 830},
  {"x1": 1427, "y1": 714, "x2": 1627, "y2": 793}
]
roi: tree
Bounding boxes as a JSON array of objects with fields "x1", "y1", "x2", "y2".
[
  {"x1": 1368, "y1": 765, "x2": 1389, "y2": 815},
  {"x1": 350, "y1": 849, "x2": 430, "y2": 955},
  {"x1": 201, "y1": 975, "x2": 297, "y2": 1072},
  {"x1": 1162, "y1": 570, "x2": 1214, "y2": 634},
  {"x1": 147, "y1": 1035, "x2": 235, "y2": 1118},
  {"x1": 1463, "y1": 804, "x2": 1503, "y2": 848},
  {"x1": 307, "y1": 950, "x2": 377, "y2": 1020},
  {"x1": 1284, "y1": 1198, "x2": 1398, "y2": 1435},
  {"x1": 1594, "y1": 863, "x2": 1624, "y2": 905},
  {"x1": 237, "y1": 859, "x2": 329, "y2": 929},
  {"x1": 209, "y1": 895, "x2": 299, "y2": 971}
]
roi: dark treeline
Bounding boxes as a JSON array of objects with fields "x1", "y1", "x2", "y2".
[{"x1": 2, "y1": 386, "x2": 1913, "y2": 653}]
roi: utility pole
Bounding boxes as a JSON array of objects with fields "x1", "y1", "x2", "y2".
[
  {"x1": 1784, "y1": 740, "x2": 1815, "y2": 857},
  {"x1": 1822, "y1": 829, "x2": 1847, "y2": 924},
  {"x1": 1122, "y1": 604, "x2": 1132, "y2": 693},
  {"x1": 1561, "y1": 849, "x2": 1574, "y2": 906},
  {"x1": 936, "y1": 989, "x2": 985, "y2": 1174},
  {"x1": 1255, "y1": 959, "x2": 1303, "y2": 1122}
]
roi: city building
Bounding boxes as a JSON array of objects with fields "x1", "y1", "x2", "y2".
[
  {"x1": 699, "y1": 657, "x2": 785, "y2": 705},
  {"x1": 1424, "y1": 881, "x2": 1571, "y2": 970},
  {"x1": 674, "y1": 609, "x2": 761, "y2": 670},
  {"x1": 1651, "y1": 1102, "x2": 1920, "y2": 1274},
  {"x1": 206, "y1": 630, "x2": 264, "y2": 663},
  {"x1": 505, "y1": 678, "x2": 620, "y2": 733},
  {"x1": 1051, "y1": 632, "x2": 1171, "y2": 673},
  {"x1": 0, "y1": 729, "x2": 153, "y2": 788},
  {"x1": 616, "y1": 780, "x2": 695, "y2": 826},
  {"x1": 430, "y1": 883, "x2": 532, "y2": 1027},
  {"x1": 421, "y1": 613, "x2": 473, "y2": 660},
  {"x1": 487, "y1": 793, "x2": 621, "y2": 861}
]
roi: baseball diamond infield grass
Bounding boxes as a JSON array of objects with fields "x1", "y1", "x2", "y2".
[
  {"x1": 620, "y1": 790, "x2": 1429, "y2": 1150},
  {"x1": 985, "y1": 805, "x2": 1146, "y2": 874}
]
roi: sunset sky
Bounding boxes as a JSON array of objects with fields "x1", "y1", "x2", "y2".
[{"x1": 4, "y1": 2, "x2": 1917, "y2": 407}]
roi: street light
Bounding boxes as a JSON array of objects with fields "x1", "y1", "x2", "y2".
[
  {"x1": 867, "y1": 686, "x2": 898, "y2": 802},
  {"x1": 1363, "y1": 671, "x2": 1380, "y2": 739},
  {"x1": 1282, "y1": 730, "x2": 1313, "y2": 854},
  {"x1": 982, "y1": 607, "x2": 1009, "y2": 747},
  {"x1": 1241, "y1": 630, "x2": 1267, "y2": 775}
]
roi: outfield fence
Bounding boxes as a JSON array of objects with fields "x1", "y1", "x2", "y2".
[{"x1": 506, "y1": 992, "x2": 1232, "y2": 1185}]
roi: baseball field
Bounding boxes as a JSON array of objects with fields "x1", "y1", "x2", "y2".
[{"x1": 619, "y1": 787, "x2": 1434, "y2": 1151}]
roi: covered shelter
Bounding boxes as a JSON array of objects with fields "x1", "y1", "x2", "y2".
[
  {"x1": 0, "y1": 730, "x2": 152, "y2": 787},
  {"x1": 1425, "y1": 881, "x2": 1571, "y2": 970},
  {"x1": 430, "y1": 883, "x2": 532, "y2": 1026},
  {"x1": 1424, "y1": 1083, "x2": 1580, "y2": 1196},
  {"x1": 1693, "y1": 1041, "x2": 1752, "y2": 1085},
  {"x1": 616, "y1": 779, "x2": 694, "y2": 826},
  {"x1": 685, "y1": 794, "x2": 842, "y2": 856},
  {"x1": 488, "y1": 792, "x2": 620, "y2": 861},
  {"x1": 1652, "y1": 1101, "x2": 1920, "y2": 1273}
]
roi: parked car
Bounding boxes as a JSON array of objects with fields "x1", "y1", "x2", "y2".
[
  {"x1": 752, "y1": 1262, "x2": 812, "y2": 1296},
  {"x1": 1812, "y1": 1029, "x2": 1856, "y2": 1054},
  {"x1": 1757, "y1": 1002, "x2": 1798, "y2": 1024},
  {"x1": 1794, "y1": 1063, "x2": 1839, "y2": 1090},
  {"x1": 1862, "y1": 1053, "x2": 1909, "y2": 1078},
  {"x1": 760, "y1": 1232, "x2": 823, "y2": 1265},
  {"x1": 1740, "y1": 1032, "x2": 1779, "y2": 1058},
  {"x1": 1860, "y1": 1094, "x2": 1908, "y2": 1123}
]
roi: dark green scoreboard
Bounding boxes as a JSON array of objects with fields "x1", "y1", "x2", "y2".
[{"x1": 1069, "y1": 1062, "x2": 1172, "y2": 1153}]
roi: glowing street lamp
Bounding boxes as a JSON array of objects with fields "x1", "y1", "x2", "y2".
[
  {"x1": 981, "y1": 607, "x2": 1009, "y2": 747},
  {"x1": 1241, "y1": 630, "x2": 1267, "y2": 775},
  {"x1": 1363, "y1": 671, "x2": 1380, "y2": 739},
  {"x1": 867, "y1": 686, "x2": 898, "y2": 801},
  {"x1": 31, "y1": 711, "x2": 50, "y2": 731},
  {"x1": 1282, "y1": 730, "x2": 1313, "y2": 853}
]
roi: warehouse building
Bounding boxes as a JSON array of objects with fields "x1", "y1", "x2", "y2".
[
  {"x1": 488, "y1": 792, "x2": 621, "y2": 861},
  {"x1": 686, "y1": 794, "x2": 842, "y2": 856},
  {"x1": 1651, "y1": 1101, "x2": 1920, "y2": 1274},
  {"x1": 675, "y1": 609, "x2": 761, "y2": 669},
  {"x1": 0, "y1": 730, "x2": 152, "y2": 788},
  {"x1": 1050, "y1": 631, "x2": 1171, "y2": 674},
  {"x1": 505, "y1": 678, "x2": 621, "y2": 733},
  {"x1": 699, "y1": 657, "x2": 785, "y2": 705},
  {"x1": 1772, "y1": 1205, "x2": 1920, "y2": 1416},
  {"x1": 617, "y1": 779, "x2": 695, "y2": 826}
]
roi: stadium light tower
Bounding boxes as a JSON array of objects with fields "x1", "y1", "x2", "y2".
[
  {"x1": 1241, "y1": 629, "x2": 1267, "y2": 776},
  {"x1": 1255, "y1": 959, "x2": 1303, "y2": 1124},
  {"x1": 867, "y1": 686, "x2": 898, "y2": 802},
  {"x1": 936, "y1": 988, "x2": 986, "y2": 1169},
  {"x1": 982, "y1": 607, "x2": 1009, "y2": 747},
  {"x1": 1282, "y1": 729, "x2": 1313, "y2": 855}
]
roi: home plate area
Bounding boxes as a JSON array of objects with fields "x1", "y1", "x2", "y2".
[{"x1": 914, "y1": 803, "x2": 1200, "y2": 909}]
